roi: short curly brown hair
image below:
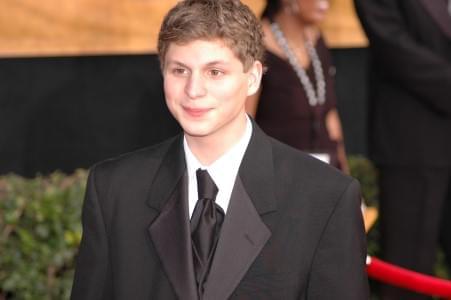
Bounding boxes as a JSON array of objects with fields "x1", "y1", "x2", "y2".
[{"x1": 158, "y1": 0, "x2": 264, "y2": 71}]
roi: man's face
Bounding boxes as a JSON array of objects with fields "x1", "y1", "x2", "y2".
[{"x1": 163, "y1": 39, "x2": 262, "y2": 144}]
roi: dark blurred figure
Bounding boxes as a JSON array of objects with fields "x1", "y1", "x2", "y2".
[
  {"x1": 354, "y1": 0, "x2": 451, "y2": 299},
  {"x1": 246, "y1": 0, "x2": 349, "y2": 173}
]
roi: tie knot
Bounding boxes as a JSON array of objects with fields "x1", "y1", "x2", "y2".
[{"x1": 196, "y1": 169, "x2": 218, "y2": 200}]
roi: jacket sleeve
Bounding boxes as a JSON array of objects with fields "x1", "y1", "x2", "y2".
[
  {"x1": 354, "y1": 0, "x2": 451, "y2": 116},
  {"x1": 306, "y1": 179, "x2": 369, "y2": 299},
  {"x1": 71, "y1": 165, "x2": 112, "y2": 300}
]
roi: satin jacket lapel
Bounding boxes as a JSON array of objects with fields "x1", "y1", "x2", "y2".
[
  {"x1": 419, "y1": 0, "x2": 451, "y2": 38},
  {"x1": 147, "y1": 136, "x2": 198, "y2": 300},
  {"x1": 203, "y1": 177, "x2": 271, "y2": 300},
  {"x1": 203, "y1": 122, "x2": 277, "y2": 300}
]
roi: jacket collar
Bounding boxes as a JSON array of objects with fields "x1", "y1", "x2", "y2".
[
  {"x1": 147, "y1": 120, "x2": 277, "y2": 215},
  {"x1": 238, "y1": 120, "x2": 277, "y2": 215},
  {"x1": 146, "y1": 134, "x2": 186, "y2": 211}
]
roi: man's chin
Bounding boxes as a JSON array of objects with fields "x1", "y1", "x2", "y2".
[{"x1": 182, "y1": 127, "x2": 213, "y2": 139}]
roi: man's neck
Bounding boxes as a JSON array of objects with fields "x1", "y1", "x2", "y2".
[{"x1": 185, "y1": 115, "x2": 248, "y2": 166}]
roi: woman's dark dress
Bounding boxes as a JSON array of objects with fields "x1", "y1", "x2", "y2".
[{"x1": 256, "y1": 37, "x2": 341, "y2": 169}]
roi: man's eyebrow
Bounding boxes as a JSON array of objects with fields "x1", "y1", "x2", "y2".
[
  {"x1": 166, "y1": 60, "x2": 189, "y2": 68},
  {"x1": 205, "y1": 60, "x2": 229, "y2": 67},
  {"x1": 166, "y1": 60, "x2": 229, "y2": 68}
]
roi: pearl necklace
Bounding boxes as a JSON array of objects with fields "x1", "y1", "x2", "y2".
[{"x1": 270, "y1": 22, "x2": 326, "y2": 106}]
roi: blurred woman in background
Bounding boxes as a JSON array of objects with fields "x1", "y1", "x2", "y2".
[{"x1": 247, "y1": 0, "x2": 349, "y2": 172}]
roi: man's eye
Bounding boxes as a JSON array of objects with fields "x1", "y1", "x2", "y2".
[
  {"x1": 172, "y1": 68, "x2": 187, "y2": 75},
  {"x1": 208, "y1": 69, "x2": 223, "y2": 77}
]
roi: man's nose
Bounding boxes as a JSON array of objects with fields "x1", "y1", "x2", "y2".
[{"x1": 185, "y1": 72, "x2": 207, "y2": 99}]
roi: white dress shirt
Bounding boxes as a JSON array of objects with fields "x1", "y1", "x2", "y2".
[{"x1": 184, "y1": 116, "x2": 253, "y2": 218}]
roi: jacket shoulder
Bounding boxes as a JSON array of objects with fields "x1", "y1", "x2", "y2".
[
  {"x1": 269, "y1": 137, "x2": 357, "y2": 197},
  {"x1": 87, "y1": 135, "x2": 180, "y2": 200},
  {"x1": 92, "y1": 135, "x2": 178, "y2": 175}
]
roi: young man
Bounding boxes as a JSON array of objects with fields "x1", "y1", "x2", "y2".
[{"x1": 71, "y1": 0, "x2": 369, "y2": 299}]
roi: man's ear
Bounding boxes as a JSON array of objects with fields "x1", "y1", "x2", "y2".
[{"x1": 247, "y1": 60, "x2": 263, "y2": 96}]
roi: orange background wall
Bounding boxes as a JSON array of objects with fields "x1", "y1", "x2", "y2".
[{"x1": 0, "y1": 0, "x2": 366, "y2": 57}]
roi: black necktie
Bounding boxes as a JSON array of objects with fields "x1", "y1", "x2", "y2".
[{"x1": 191, "y1": 169, "x2": 224, "y2": 294}]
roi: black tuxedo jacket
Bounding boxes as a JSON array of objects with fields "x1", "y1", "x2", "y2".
[
  {"x1": 71, "y1": 123, "x2": 369, "y2": 299},
  {"x1": 354, "y1": 0, "x2": 451, "y2": 167}
]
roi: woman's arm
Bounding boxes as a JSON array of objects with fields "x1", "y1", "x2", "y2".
[{"x1": 326, "y1": 109, "x2": 349, "y2": 174}]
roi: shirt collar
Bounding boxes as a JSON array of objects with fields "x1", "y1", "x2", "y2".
[
  {"x1": 184, "y1": 116, "x2": 252, "y2": 177},
  {"x1": 184, "y1": 115, "x2": 253, "y2": 213}
]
